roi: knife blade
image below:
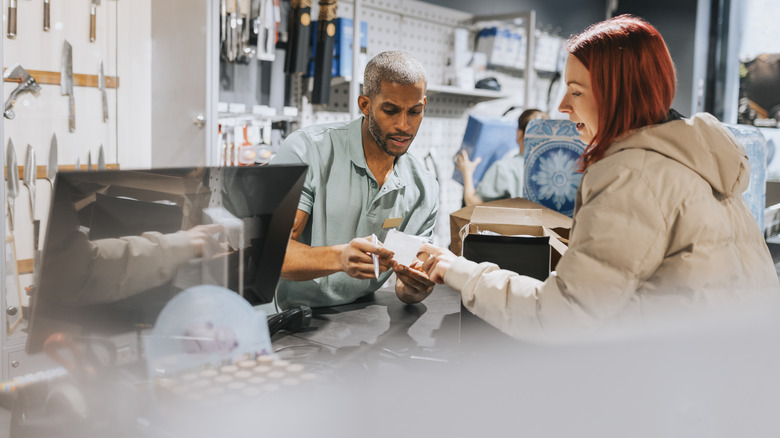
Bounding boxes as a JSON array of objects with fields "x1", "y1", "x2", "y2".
[
  {"x1": 87, "y1": 150, "x2": 92, "y2": 171},
  {"x1": 75, "y1": 156, "x2": 80, "y2": 172},
  {"x1": 89, "y1": 0, "x2": 101, "y2": 42},
  {"x1": 61, "y1": 41, "x2": 75, "y2": 132},
  {"x1": 23, "y1": 145, "x2": 36, "y2": 221},
  {"x1": 97, "y1": 144, "x2": 105, "y2": 170},
  {"x1": 44, "y1": 0, "x2": 51, "y2": 31},
  {"x1": 23, "y1": 144, "x2": 39, "y2": 254},
  {"x1": 7, "y1": 0, "x2": 17, "y2": 39},
  {"x1": 6, "y1": 139, "x2": 19, "y2": 231},
  {"x1": 47, "y1": 134, "x2": 58, "y2": 190},
  {"x1": 99, "y1": 61, "x2": 108, "y2": 122}
]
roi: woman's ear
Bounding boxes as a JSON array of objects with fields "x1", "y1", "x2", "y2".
[{"x1": 358, "y1": 95, "x2": 371, "y2": 116}]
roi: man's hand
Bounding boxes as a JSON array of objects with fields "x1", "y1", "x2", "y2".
[
  {"x1": 419, "y1": 243, "x2": 459, "y2": 284},
  {"x1": 394, "y1": 259, "x2": 435, "y2": 304},
  {"x1": 339, "y1": 236, "x2": 394, "y2": 280}
]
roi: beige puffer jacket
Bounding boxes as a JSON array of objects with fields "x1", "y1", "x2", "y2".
[{"x1": 444, "y1": 113, "x2": 780, "y2": 340}]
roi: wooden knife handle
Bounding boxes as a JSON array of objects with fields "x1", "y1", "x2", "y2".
[
  {"x1": 44, "y1": 0, "x2": 50, "y2": 31},
  {"x1": 8, "y1": 4, "x2": 17, "y2": 39},
  {"x1": 89, "y1": 5, "x2": 96, "y2": 42}
]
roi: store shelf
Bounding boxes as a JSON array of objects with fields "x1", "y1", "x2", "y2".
[
  {"x1": 330, "y1": 77, "x2": 506, "y2": 105},
  {"x1": 426, "y1": 83, "x2": 506, "y2": 103}
]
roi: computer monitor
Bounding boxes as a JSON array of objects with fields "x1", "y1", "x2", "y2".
[{"x1": 25, "y1": 165, "x2": 307, "y2": 354}]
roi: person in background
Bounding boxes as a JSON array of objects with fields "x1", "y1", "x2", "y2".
[
  {"x1": 420, "y1": 15, "x2": 780, "y2": 341},
  {"x1": 270, "y1": 51, "x2": 438, "y2": 309},
  {"x1": 456, "y1": 109, "x2": 549, "y2": 206}
]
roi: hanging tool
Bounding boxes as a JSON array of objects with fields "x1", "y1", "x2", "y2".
[
  {"x1": 6, "y1": 140, "x2": 23, "y2": 335},
  {"x1": 285, "y1": 0, "x2": 312, "y2": 74},
  {"x1": 6, "y1": 139, "x2": 19, "y2": 232},
  {"x1": 87, "y1": 150, "x2": 92, "y2": 171},
  {"x1": 47, "y1": 134, "x2": 58, "y2": 191},
  {"x1": 98, "y1": 61, "x2": 108, "y2": 122},
  {"x1": 311, "y1": 0, "x2": 338, "y2": 105},
  {"x1": 223, "y1": 0, "x2": 237, "y2": 62},
  {"x1": 44, "y1": 0, "x2": 51, "y2": 31},
  {"x1": 7, "y1": 0, "x2": 17, "y2": 39},
  {"x1": 23, "y1": 144, "x2": 40, "y2": 265},
  {"x1": 61, "y1": 40, "x2": 75, "y2": 132},
  {"x1": 89, "y1": 0, "x2": 100, "y2": 42},
  {"x1": 4, "y1": 64, "x2": 42, "y2": 120},
  {"x1": 97, "y1": 145, "x2": 105, "y2": 170},
  {"x1": 256, "y1": 0, "x2": 279, "y2": 61}
]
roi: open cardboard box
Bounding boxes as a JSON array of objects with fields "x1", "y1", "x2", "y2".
[{"x1": 451, "y1": 199, "x2": 572, "y2": 276}]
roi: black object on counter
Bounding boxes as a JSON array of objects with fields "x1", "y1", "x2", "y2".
[{"x1": 268, "y1": 305, "x2": 312, "y2": 336}]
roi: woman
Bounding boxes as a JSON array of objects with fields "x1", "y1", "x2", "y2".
[
  {"x1": 456, "y1": 109, "x2": 549, "y2": 206},
  {"x1": 421, "y1": 15, "x2": 779, "y2": 340}
]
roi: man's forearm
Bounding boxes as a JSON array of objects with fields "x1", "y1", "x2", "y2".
[{"x1": 281, "y1": 238, "x2": 346, "y2": 281}]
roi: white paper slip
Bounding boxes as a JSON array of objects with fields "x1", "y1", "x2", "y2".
[{"x1": 383, "y1": 229, "x2": 427, "y2": 267}]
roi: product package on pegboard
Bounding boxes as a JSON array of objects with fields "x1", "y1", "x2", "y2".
[{"x1": 738, "y1": 53, "x2": 780, "y2": 128}]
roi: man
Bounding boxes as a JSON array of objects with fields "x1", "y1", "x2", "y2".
[{"x1": 270, "y1": 51, "x2": 439, "y2": 309}]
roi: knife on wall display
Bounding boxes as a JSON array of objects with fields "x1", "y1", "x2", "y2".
[
  {"x1": 99, "y1": 61, "x2": 108, "y2": 122},
  {"x1": 5, "y1": 140, "x2": 22, "y2": 335},
  {"x1": 23, "y1": 145, "x2": 40, "y2": 255},
  {"x1": 7, "y1": 0, "x2": 17, "y2": 39},
  {"x1": 311, "y1": 0, "x2": 338, "y2": 105},
  {"x1": 285, "y1": 0, "x2": 312, "y2": 74},
  {"x1": 47, "y1": 134, "x2": 58, "y2": 191},
  {"x1": 97, "y1": 144, "x2": 105, "y2": 170},
  {"x1": 6, "y1": 140, "x2": 19, "y2": 232},
  {"x1": 87, "y1": 150, "x2": 92, "y2": 171},
  {"x1": 44, "y1": 0, "x2": 51, "y2": 31},
  {"x1": 61, "y1": 41, "x2": 75, "y2": 132},
  {"x1": 89, "y1": 0, "x2": 100, "y2": 42}
]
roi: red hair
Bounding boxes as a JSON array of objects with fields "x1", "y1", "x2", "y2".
[{"x1": 568, "y1": 15, "x2": 677, "y2": 169}]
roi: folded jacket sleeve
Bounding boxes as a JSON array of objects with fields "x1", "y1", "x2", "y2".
[{"x1": 73, "y1": 230, "x2": 196, "y2": 304}]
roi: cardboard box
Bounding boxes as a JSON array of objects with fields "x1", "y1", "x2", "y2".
[{"x1": 450, "y1": 198, "x2": 571, "y2": 272}]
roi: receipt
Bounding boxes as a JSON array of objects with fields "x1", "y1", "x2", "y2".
[{"x1": 383, "y1": 229, "x2": 428, "y2": 267}]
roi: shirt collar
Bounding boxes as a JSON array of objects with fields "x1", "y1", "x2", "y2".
[{"x1": 348, "y1": 116, "x2": 406, "y2": 190}]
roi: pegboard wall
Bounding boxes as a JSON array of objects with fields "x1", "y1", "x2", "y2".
[{"x1": 312, "y1": 0, "x2": 476, "y2": 247}]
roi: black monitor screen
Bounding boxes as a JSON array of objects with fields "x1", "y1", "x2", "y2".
[{"x1": 25, "y1": 165, "x2": 306, "y2": 354}]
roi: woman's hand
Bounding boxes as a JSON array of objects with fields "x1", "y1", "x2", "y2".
[
  {"x1": 186, "y1": 224, "x2": 227, "y2": 258},
  {"x1": 419, "y1": 243, "x2": 459, "y2": 284},
  {"x1": 455, "y1": 149, "x2": 481, "y2": 178}
]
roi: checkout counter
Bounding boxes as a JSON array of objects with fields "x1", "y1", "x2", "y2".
[{"x1": 1, "y1": 281, "x2": 520, "y2": 438}]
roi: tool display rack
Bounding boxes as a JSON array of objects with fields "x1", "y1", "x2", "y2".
[{"x1": 1, "y1": 0, "x2": 119, "y2": 380}]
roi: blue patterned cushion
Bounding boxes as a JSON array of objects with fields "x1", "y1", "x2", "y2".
[
  {"x1": 523, "y1": 119, "x2": 586, "y2": 217},
  {"x1": 725, "y1": 124, "x2": 767, "y2": 230}
]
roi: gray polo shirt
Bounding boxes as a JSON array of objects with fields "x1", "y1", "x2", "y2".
[
  {"x1": 477, "y1": 154, "x2": 525, "y2": 202},
  {"x1": 270, "y1": 117, "x2": 439, "y2": 308}
]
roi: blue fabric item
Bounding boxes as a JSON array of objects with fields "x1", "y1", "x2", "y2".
[
  {"x1": 725, "y1": 124, "x2": 767, "y2": 231},
  {"x1": 523, "y1": 119, "x2": 586, "y2": 217}
]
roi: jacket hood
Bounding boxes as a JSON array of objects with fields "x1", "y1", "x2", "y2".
[{"x1": 604, "y1": 113, "x2": 749, "y2": 197}]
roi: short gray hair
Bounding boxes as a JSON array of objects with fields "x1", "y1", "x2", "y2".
[{"x1": 362, "y1": 51, "x2": 427, "y2": 97}]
